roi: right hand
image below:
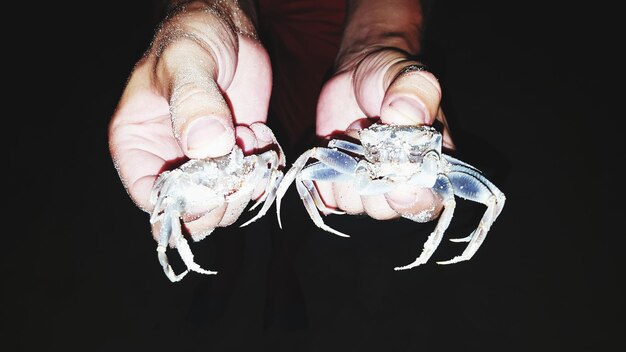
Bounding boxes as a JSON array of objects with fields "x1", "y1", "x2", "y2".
[
  {"x1": 108, "y1": 1, "x2": 274, "y2": 237},
  {"x1": 316, "y1": 48, "x2": 454, "y2": 221}
]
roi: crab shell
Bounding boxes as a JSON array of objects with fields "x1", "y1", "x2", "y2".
[{"x1": 149, "y1": 123, "x2": 285, "y2": 282}]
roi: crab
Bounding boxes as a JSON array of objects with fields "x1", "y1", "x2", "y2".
[
  {"x1": 275, "y1": 123, "x2": 505, "y2": 270},
  {"x1": 150, "y1": 135, "x2": 285, "y2": 282}
]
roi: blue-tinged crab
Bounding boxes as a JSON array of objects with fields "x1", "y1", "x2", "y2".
[
  {"x1": 149, "y1": 126, "x2": 285, "y2": 282},
  {"x1": 275, "y1": 123, "x2": 505, "y2": 270}
]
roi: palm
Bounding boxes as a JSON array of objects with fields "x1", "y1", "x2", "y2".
[{"x1": 316, "y1": 71, "x2": 379, "y2": 138}]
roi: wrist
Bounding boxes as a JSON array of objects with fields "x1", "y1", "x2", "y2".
[
  {"x1": 336, "y1": 0, "x2": 423, "y2": 70},
  {"x1": 166, "y1": 0, "x2": 258, "y2": 37},
  {"x1": 150, "y1": 0, "x2": 260, "y2": 95}
]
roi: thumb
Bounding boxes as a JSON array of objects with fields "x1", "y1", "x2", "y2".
[
  {"x1": 157, "y1": 39, "x2": 237, "y2": 159},
  {"x1": 378, "y1": 63, "x2": 448, "y2": 215},
  {"x1": 171, "y1": 77, "x2": 236, "y2": 159},
  {"x1": 380, "y1": 63, "x2": 442, "y2": 126}
]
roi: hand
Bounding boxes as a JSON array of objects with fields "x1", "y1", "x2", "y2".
[
  {"x1": 314, "y1": 0, "x2": 455, "y2": 221},
  {"x1": 108, "y1": 1, "x2": 274, "y2": 238}
]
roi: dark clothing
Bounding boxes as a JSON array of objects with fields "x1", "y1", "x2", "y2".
[{"x1": 259, "y1": 0, "x2": 346, "y2": 152}]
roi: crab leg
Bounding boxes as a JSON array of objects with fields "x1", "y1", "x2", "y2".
[
  {"x1": 156, "y1": 207, "x2": 189, "y2": 282},
  {"x1": 149, "y1": 171, "x2": 171, "y2": 206},
  {"x1": 443, "y1": 154, "x2": 483, "y2": 173},
  {"x1": 173, "y1": 214, "x2": 218, "y2": 276},
  {"x1": 406, "y1": 151, "x2": 439, "y2": 188},
  {"x1": 150, "y1": 174, "x2": 178, "y2": 224},
  {"x1": 395, "y1": 175, "x2": 456, "y2": 270},
  {"x1": 353, "y1": 162, "x2": 397, "y2": 196},
  {"x1": 247, "y1": 151, "x2": 281, "y2": 211},
  {"x1": 295, "y1": 176, "x2": 349, "y2": 237},
  {"x1": 240, "y1": 161, "x2": 284, "y2": 226},
  {"x1": 276, "y1": 147, "x2": 358, "y2": 230},
  {"x1": 437, "y1": 165, "x2": 506, "y2": 265},
  {"x1": 327, "y1": 139, "x2": 365, "y2": 155},
  {"x1": 300, "y1": 162, "x2": 351, "y2": 214},
  {"x1": 444, "y1": 158, "x2": 505, "y2": 215},
  {"x1": 156, "y1": 203, "x2": 217, "y2": 282},
  {"x1": 276, "y1": 149, "x2": 314, "y2": 227}
]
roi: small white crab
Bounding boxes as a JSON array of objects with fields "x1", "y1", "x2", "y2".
[
  {"x1": 275, "y1": 123, "x2": 505, "y2": 270},
  {"x1": 150, "y1": 141, "x2": 284, "y2": 282}
]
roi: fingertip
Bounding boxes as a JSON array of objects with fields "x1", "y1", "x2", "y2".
[
  {"x1": 361, "y1": 194, "x2": 399, "y2": 220},
  {"x1": 385, "y1": 187, "x2": 443, "y2": 222},
  {"x1": 436, "y1": 109, "x2": 457, "y2": 151},
  {"x1": 381, "y1": 64, "x2": 442, "y2": 126},
  {"x1": 130, "y1": 175, "x2": 158, "y2": 214},
  {"x1": 235, "y1": 125, "x2": 258, "y2": 154},
  {"x1": 184, "y1": 204, "x2": 227, "y2": 237},
  {"x1": 331, "y1": 182, "x2": 363, "y2": 215},
  {"x1": 380, "y1": 95, "x2": 430, "y2": 125},
  {"x1": 443, "y1": 138, "x2": 456, "y2": 152},
  {"x1": 182, "y1": 117, "x2": 236, "y2": 159},
  {"x1": 345, "y1": 118, "x2": 377, "y2": 138}
]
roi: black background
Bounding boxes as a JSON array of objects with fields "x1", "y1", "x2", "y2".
[{"x1": 5, "y1": 1, "x2": 623, "y2": 351}]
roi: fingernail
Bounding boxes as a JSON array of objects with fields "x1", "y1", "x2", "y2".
[
  {"x1": 185, "y1": 117, "x2": 233, "y2": 158},
  {"x1": 385, "y1": 97, "x2": 428, "y2": 124}
]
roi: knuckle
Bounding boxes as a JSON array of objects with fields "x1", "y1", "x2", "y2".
[{"x1": 169, "y1": 80, "x2": 218, "y2": 115}]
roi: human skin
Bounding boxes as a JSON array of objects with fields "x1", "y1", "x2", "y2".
[
  {"x1": 108, "y1": 0, "x2": 273, "y2": 238},
  {"x1": 108, "y1": 0, "x2": 455, "y2": 238},
  {"x1": 315, "y1": 0, "x2": 455, "y2": 220}
]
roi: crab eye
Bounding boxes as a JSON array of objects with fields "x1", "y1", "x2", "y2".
[
  {"x1": 366, "y1": 148, "x2": 380, "y2": 161},
  {"x1": 409, "y1": 144, "x2": 422, "y2": 154},
  {"x1": 408, "y1": 148, "x2": 422, "y2": 162},
  {"x1": 359, "y1": 130, "x2": 375, "y2": 144}
]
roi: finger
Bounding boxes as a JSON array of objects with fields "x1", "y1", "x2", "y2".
[
  {"x1": 154, "y1": 20, "x2": 239, "y2": 159},
  {"x1": 384, "y1": 186, "x2": 443, "y2": 221},
  {"x1": 236, "y1": 124, "x2": 267, "y2": 200},
  {"x1": 380, "y1": 63, "x2": 442, "y2": 126},
  {"x1": 435, "y1": 108, "x2": 456, "y2": 151},
  {"x1": 183, "y1": 204, "x2": 227, "y2": 241},
  {"x1": 361, "y1": 194, "x2": 400, "y2": 220},
  {"x1": 249, "y1": 122, "x2": 284, "y2": 166},
  {"x1": 236, "y1": 125, "x2": 258, "y2": 154},
  {"x1": 332, "y1": 182, "x2": 365, "y2": 215},
  {"x1": 218, "y1": 195, "x2": 250, "y2": 227},
  {"x1": 344, "y1": 118, "x2": 377, "y2": 139}
]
